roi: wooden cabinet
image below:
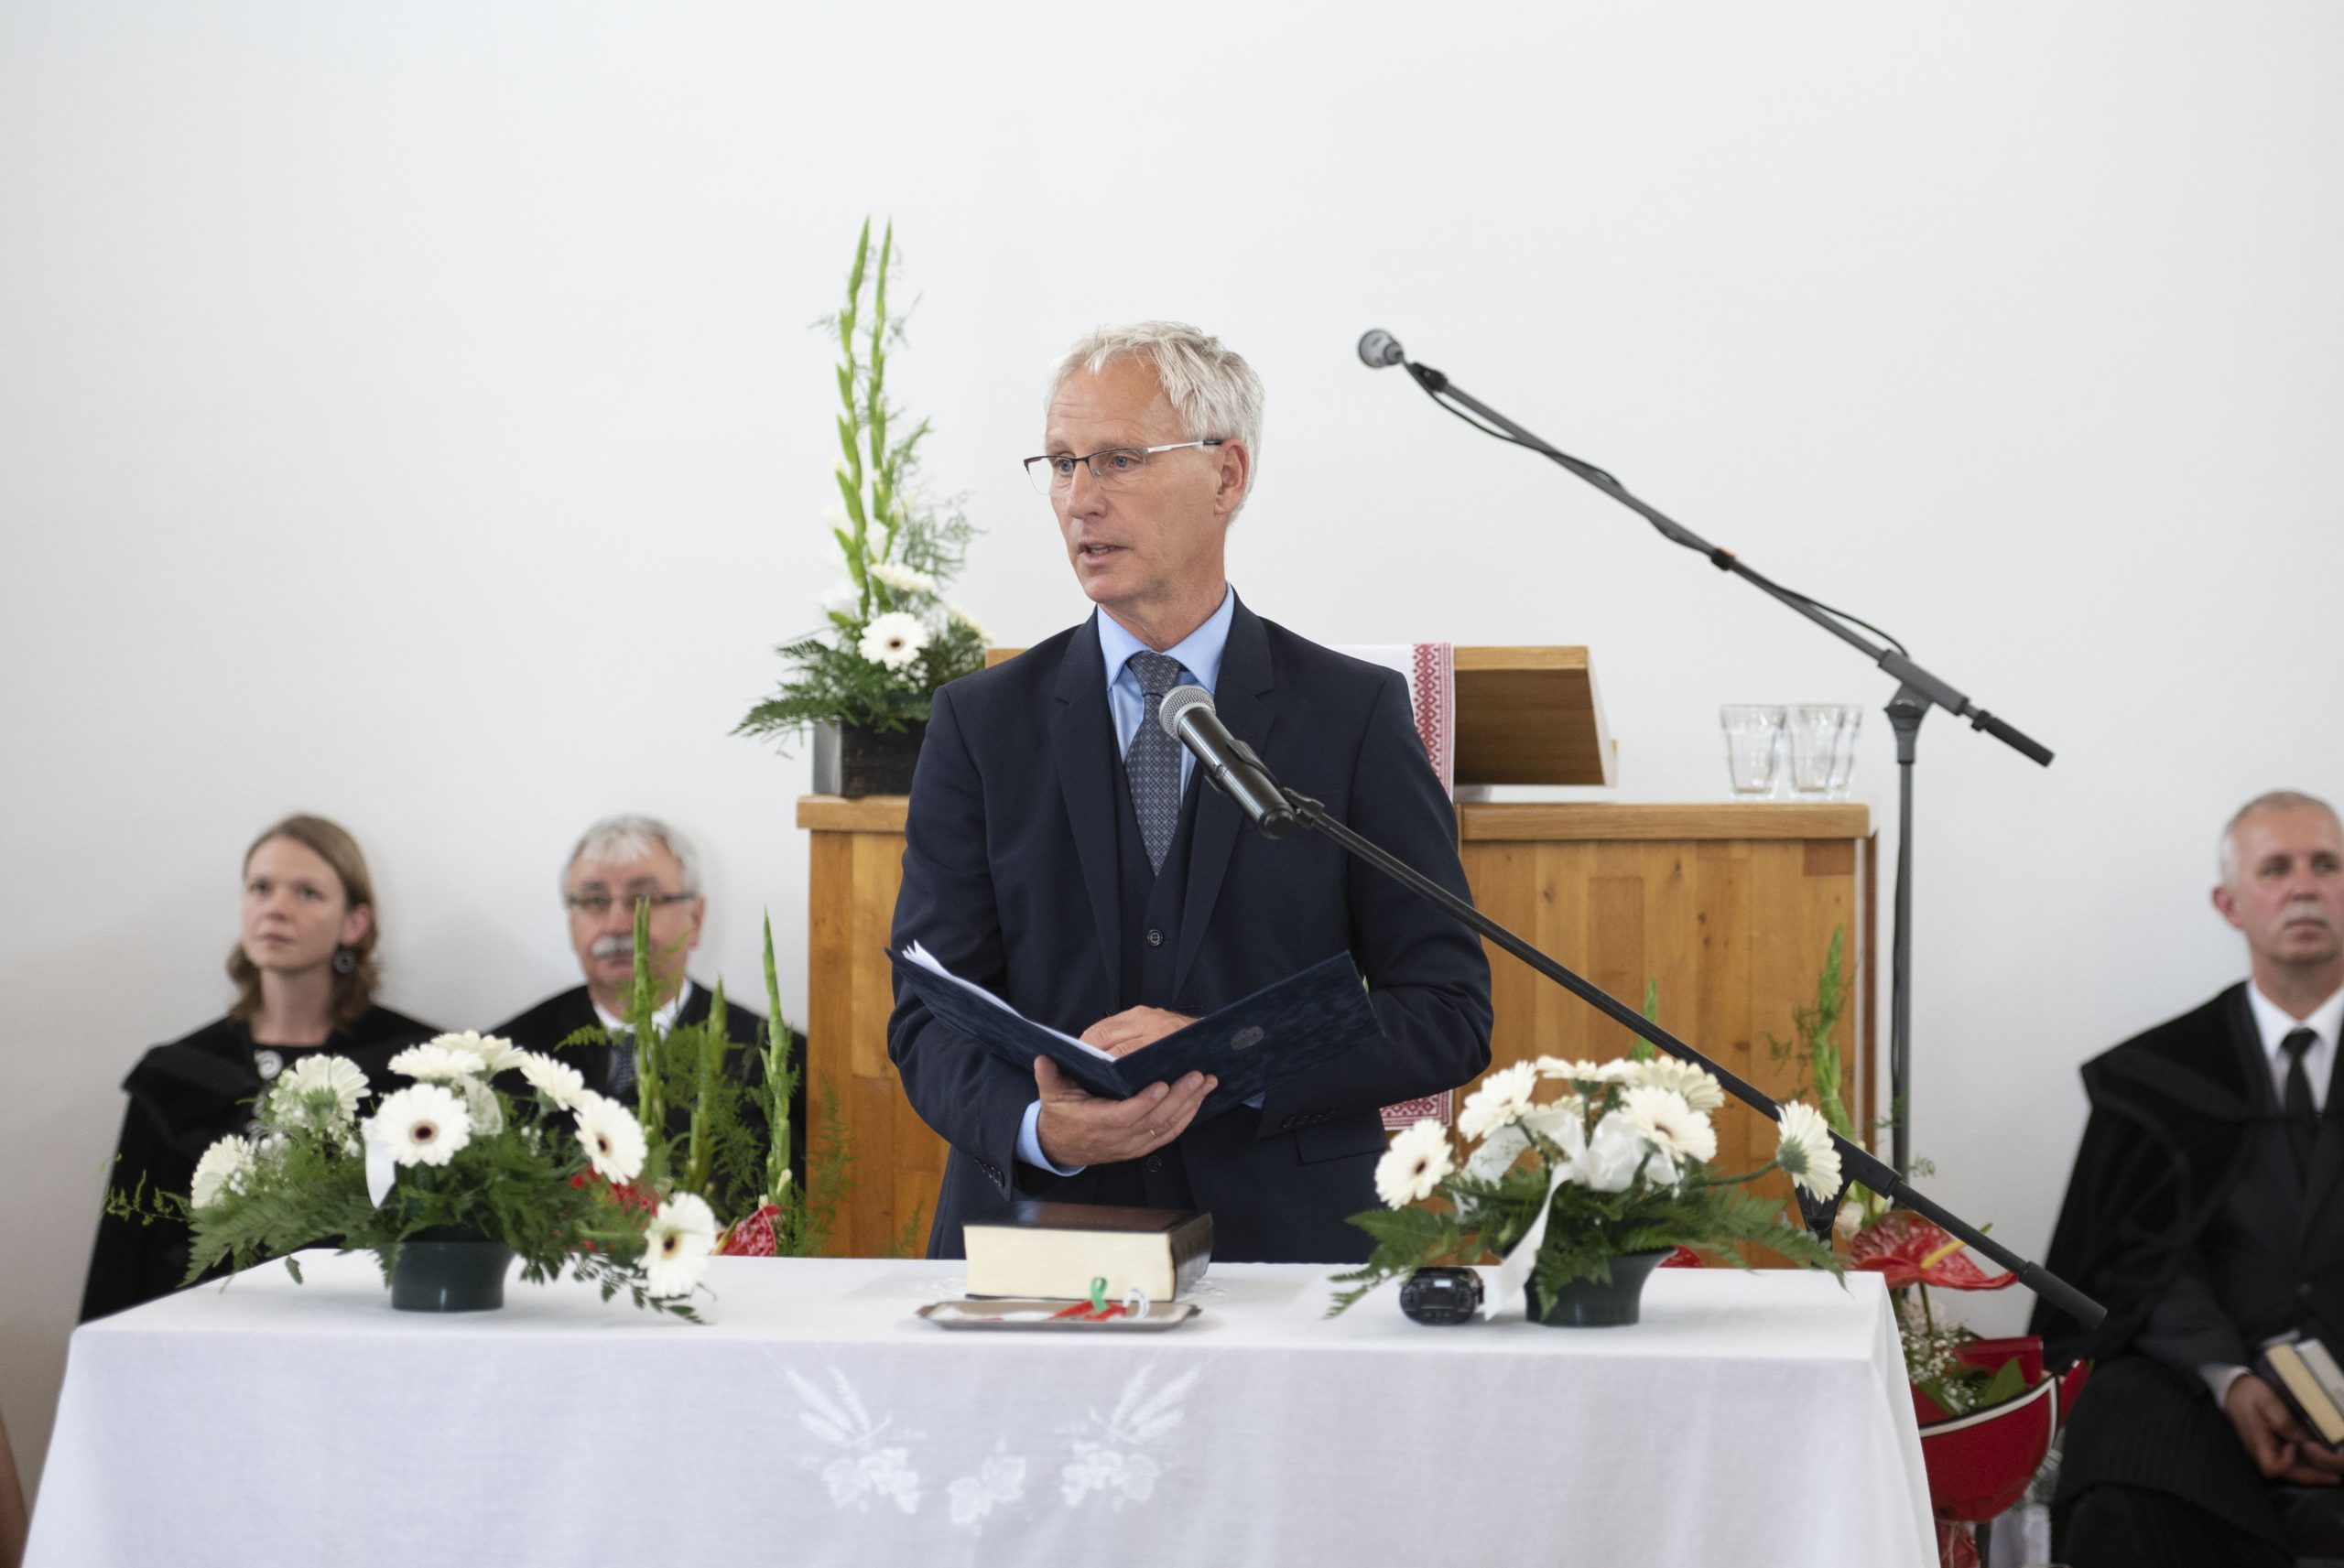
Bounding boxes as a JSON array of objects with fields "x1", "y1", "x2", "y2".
[{"x1": 798, "y1": 795, "x2": 1872, "y2": 1258}]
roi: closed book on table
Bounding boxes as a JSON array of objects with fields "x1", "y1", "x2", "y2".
[
  {"x1": 2255, "y1": 1342, "x2": 2344, "y2": 1445},
  {"x1": 2297, "y1": 1338, "x2": 2344, "y2": 1414},
  {"x1": 963, "y1": 1201, "x2": 1212, "y2": 1303}
]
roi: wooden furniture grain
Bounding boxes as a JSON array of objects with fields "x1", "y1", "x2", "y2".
[{"x1": 799, "y1": 794, "x2": 1872, "y2": 1258}]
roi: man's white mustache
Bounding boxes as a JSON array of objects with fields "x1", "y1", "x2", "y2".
[
  {"x1": 2282, "y1": 902, "x2": 2336, "y2": 929},
  {"x1": 591, "y1": 935, "x2": 635, "y2": 958}
]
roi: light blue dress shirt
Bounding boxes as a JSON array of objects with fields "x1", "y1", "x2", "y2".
[{"x1": 1016, "y1": 587, "x2": 1236, "y2": 1173}]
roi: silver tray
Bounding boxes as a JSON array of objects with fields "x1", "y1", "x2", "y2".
[{"x1": 917, "y1": 1299, "x2": 1200, "y2": 1332}]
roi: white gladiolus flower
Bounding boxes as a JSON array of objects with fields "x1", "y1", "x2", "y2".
[
  {"x1": 1621, "y1": 1085, "x2": 1718, "y2": 1168},
  {"x1": 387, "y1": 1044, "x2": 486, "y2": 1083},
  {"x1": 1457, "y1": 1061, "x2": 1540, "y2": 1141},
  {"x1": 268, "y1": 1055, "x2": 369, "y2": 1128},
  {"x1": 365, "y1": 1084, "x2": 472, "y2": 1169},
  {"x1": 644, "y1": 1193, "x2": 719, "y2": 1298},
  {"x1": 1373, "y1": 1120, "x2": 1455, "y2": 1207},
  {"x1": 1464, "y1": 1121, "x2": 1531, "y2": 1181},
  {"x1": 1774, "y1": 1101, "x2": 1843, "y2": 1200},
  {"x1": 819, "y1": 579, "x2": 863, "y2": 615},
  {"x1": 431, "y1": 1031, "x2": 523, "y2": 1075},
  {"x1": 867, "y1": 559, "x2": 938, "y2": 596},
  {"x1": 947, "y1": 601, "x2": 990, "y2": 642},
  {"x1": 515, "y1": 1051, "x2": 586, "y2": 1111},
  {"x1": 461, "y1": 1076, "x2": 505, "y2": 1139},
  {"x1": 190, "y1": 1136, "x2": 256, "y2": 1207},
  {"x1": 1575, "y1": 1109, "x2": 1667, "y2": 1192},
  {"x1": 858, "y1": 611, "x2": 930, "y2": 671},
  {"x1": 1629, "y1": 1055, "x2": 1726, "y2": 1112},
  {"x1": 573, "y1": 1091, "x2": 647, "y2": 1184}
]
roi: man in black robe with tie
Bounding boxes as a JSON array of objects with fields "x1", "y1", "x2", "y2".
[{"x1": 2036, "y1": 790, "x2": 2344, "y2": 1566}]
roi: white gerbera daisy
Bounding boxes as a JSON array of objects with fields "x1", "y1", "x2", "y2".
[
  {"x1": 431, "y1": 1031, "x2": 523, "y2": 1075},
  {"x1": 268, "y1": 1054, "x2": 369, "y2": 1129},
  {"x1": 867, "y1": 558, "x2": 938, "y2": 596},
  {"x1": 1534, "y1": 1055, "x2": 1636, "y2": 1087},
  {"x1": 1620, "y1": 1085, "x2": 1718, "y2": 1167},
  {"x1": 365, "y1": 1084, "x2": 472, "y2": 1168},
  {"x1": 190, "y1": 1135, "x2": 256, "y2": 1207},
  {"x1": 644, "y1": 1193, "x2": 719, "y2": 1298},
  {"x1": 573, "y1": 1090, "x2": 647, "y2": 1184},
  {"x1": 947, "y1": 601, "x2": 990, "y2": 642},
  {"x1": 514, "y1": 1051, "x2": 586, "y2": 1111},
  {"x1": 1628, "y1": 1055, "x2": 1726, "y2": 1112},
  {"x1": 858, "y1": 611, "x2": 931, "y2": 671},
  {"x1": 1457, "y1": 1061, "x2": 1540, "y2": 1141},
  {"x1": 1373, "y1": 1119, "x2": 1456, "y2": 1208},
  {"x1": 1774, "y1": 1100, "x2": 1843, "y2": 1200},
  {"x1": 387, "y1": 1044, "x2": 486, "y2": 1083}
]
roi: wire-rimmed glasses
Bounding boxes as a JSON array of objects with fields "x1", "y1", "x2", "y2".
[{"x1": 1024, "y1": 438, "x2": 1223, "y2": 494}]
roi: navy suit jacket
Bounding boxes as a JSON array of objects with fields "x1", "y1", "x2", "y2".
[{"x1": 887, "y1": 596, "x2": 1493, "y2": 1262}]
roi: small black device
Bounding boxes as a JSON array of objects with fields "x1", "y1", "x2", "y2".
[{"x1": 1398, "y1": 1266, "x2": 1483, "y2": 1325}]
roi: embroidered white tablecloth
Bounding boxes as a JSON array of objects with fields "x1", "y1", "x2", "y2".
[{"x1": 29, "y1": 1255, "x2": 1933, "y2": 1568}]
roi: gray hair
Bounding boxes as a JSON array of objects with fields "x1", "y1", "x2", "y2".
[
  {"x1": 1047, "y1": 321, "x2": 1264, "y2": 515},
  {"x1": 563, "y1": 814, "x2": 702, "y2": 897},
  {"x1": 2219, "y1": 789, "x2": 2339, "y2": 882}
]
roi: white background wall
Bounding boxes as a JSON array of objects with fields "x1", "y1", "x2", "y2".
[{"x1": 4, "y1": 0, "x2": 2340, "y2": 1497}]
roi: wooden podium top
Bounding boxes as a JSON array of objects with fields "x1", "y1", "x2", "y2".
[
  {"x1": 982, "y1": 643, "x2": 1615, "y2": 786},
  {"x1": 799, "y1": 795, "x2": 1868, "y2": 841}
]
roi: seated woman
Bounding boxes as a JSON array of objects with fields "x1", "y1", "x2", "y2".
[{"x1": 80, "y1": 815, "x2": 436, "y2": 1321}]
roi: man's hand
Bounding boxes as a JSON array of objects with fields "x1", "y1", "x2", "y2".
[
  {"x1": 1033, "y1": 1057, "x2": 1215, "y2": 1168},
  {"x1": 1079, "y1": 1007, "x2": 1197, "y2": 1059},
  {"x1": 2225, "y1": 1374, "x2": 2344, "y2": 1484}
]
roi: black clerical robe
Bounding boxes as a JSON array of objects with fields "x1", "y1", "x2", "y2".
[
  {"x1": 2034, "y1": 983, "x2": 2344, "y2": 1548},
  {"x1": 81, "y1": 1006, "x2": 436, "y2": 1323}
]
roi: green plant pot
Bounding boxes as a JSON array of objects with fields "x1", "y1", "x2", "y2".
[
  {"x1": 840, "y1": 720, "x2": 928, "y2": 797},
  {"x1": 389, "y1": 1227, "x2": 515, "y2": 1313},
  {"x1": 1526, "y1": 1247, "x2": 1672, "y2": 1327}
]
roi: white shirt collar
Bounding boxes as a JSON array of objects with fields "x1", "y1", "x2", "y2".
[
  {"x1": 593, "y1": 979, "x2": 693, "y2": 1036},
  {"x1": 2246, "y1": 980, "x2": 2344, "y2": 1108}
]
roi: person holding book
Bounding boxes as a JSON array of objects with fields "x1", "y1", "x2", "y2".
[
  {"x1": 886, "y1": 321, "x2": 1493, "y2": 1265},
  {"x1": 2035, "y1": 790, "x2": 2344, "y2": 1567},
  {"x1": 80, "y1": 815, "x2": 436, "y2": 1322}
]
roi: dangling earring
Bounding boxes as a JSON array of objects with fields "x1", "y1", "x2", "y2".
[{"x1": 331, "y1": 946, "x2": 357, "y2": 976}]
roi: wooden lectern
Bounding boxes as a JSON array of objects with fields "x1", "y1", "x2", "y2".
[{"x1": 798, "y1": 647, "x2": 1872, "y2": 1256}]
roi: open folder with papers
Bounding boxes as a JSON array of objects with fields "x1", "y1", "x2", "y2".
[{"x1": 889, "y1": 943, "x2": 1384, "y2": 1120}]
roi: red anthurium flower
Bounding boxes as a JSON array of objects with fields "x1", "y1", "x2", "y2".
[{"x1": 1848, "y1": 1210, "x2": 2016, "y2": 1292}]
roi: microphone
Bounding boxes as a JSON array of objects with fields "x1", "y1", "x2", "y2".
[
  {"x1": 1357, "y1": 329, "x2": 1406, "y2": 369},
  {"x1": 1158, "y1": 686, "x2": 1297, "y2": 838}
]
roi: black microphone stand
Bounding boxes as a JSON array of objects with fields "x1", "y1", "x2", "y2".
[
  {"x1": 1275, "y1": 782, "x2": 2103, "y2": 1328},
  {"x1": 1389, "y1": 352, "x2": 2055, "y2": 1179}
]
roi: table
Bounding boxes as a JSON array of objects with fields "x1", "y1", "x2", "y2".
[{"x1": 30, "y1": 1255, "x2": 1933, "y2": 1567}]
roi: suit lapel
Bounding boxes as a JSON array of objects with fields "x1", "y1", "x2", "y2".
[
  {"x1": 1052, "y1": 613, "x2": 1123, "y2": 994},
  {"x1": 1175, "y1": 598, "x2": 1275, "y2": 998}
]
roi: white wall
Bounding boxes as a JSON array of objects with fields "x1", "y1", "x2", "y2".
[{"x1": 5, "y1": 0, "x2": 2340, "y2": 1495}]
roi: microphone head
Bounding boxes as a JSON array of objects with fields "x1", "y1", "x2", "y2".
[
  {"x1": 1357, "y1": 329, "x2": 1405, "y2": 369},
  {"x1": 1158, "y1": 685, "x2": 1214, "y2": 739}
]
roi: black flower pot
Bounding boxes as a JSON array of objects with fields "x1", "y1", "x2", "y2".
[
  {"x1": 839, "y1": 720, "x2": 927, "y2": 798},
  {"x1": 1525, "y1": 1247, "x2": 1672, "y2": 1327},
  {"x1": 390, "y1": 1227, "x2": 515, "y2": 1313}
]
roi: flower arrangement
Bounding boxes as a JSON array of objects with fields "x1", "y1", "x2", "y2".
[
  {"x1": 1330, "y1": 1053, "x2": 1841, "y2": 1318},
  {"x1": 736, "y1": 219, "x2": 985, "y2": 748}
]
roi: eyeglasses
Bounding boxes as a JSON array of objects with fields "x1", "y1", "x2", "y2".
[
  {"x1": 1023, "y1": 438, "x2": 1223, "y2": 495},
  {"x1": 564, "y1": 892, "x2": 696, "y2": 918}
]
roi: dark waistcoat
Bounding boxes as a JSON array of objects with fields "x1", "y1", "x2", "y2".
[{"x1": 2200, "y1": 1052, "x2": 2344, "y2": 1352}]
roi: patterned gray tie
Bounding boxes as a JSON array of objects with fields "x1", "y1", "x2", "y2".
[{"x1": 1125, "y1": 650, "x2": 1186, "y2": 872}]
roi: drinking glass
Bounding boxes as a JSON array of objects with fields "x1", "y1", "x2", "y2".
[
  {"x1": 1786, "y1": 705, "x2": 1845, "y2": 797},
  {"x1": 1827, "y1": 705, "x2": 1863, "y2": 798},
  {"x1": 1720, "y1": 706, "x2": 1786, "y2": 796}
]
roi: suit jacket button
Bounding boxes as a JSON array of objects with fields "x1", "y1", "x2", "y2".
[
  {"x1": 1145, "y1": 1154, "x2": 1165, "y2": 1173},
  {"x1": 1146, "y1": 928, "x2": 1164, "y2": 947},
  {"x1": 2301, "y1": 1282, "x2": 2316, "y2": 1300}
]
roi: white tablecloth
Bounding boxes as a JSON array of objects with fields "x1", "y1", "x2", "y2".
[{"x1": 30, "y1": 1254, "x2": 1933, "y2": 1567}]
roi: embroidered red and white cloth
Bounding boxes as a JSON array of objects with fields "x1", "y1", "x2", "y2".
[{"x1": 1340, "y1": 643, "x2": 1458, "y2": 1130}]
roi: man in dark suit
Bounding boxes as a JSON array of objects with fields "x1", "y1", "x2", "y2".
[
  {"x1": 2035, "y1": 790, "x2": 2344, "y2": 1567},
  {"x1": 494, "y1": 815, "x2": 796, "y2": 1159},
  {"x1": 887, "y1": 321, "x2": 1493, "y2": 1264}
]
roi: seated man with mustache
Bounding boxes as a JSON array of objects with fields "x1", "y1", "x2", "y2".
[
  {"x1": 2036, "y1": 790, "x2": 2344, "y2": 1568},
  {"x1": 493, "y1": 815, "x2": 797, "y2": 1163}
]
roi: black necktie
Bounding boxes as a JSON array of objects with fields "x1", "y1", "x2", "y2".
[
  {"x1": 2282, "y1": 1026, "x2": 2318, "y2": 1174},
  {"x1": 1124, "y1": 651, "x2": 1186, "y2": 872},
  {"x1": 608, "y1": 1029, "x2": 637, "y2": 1100}
]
